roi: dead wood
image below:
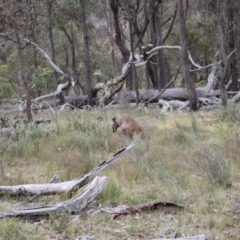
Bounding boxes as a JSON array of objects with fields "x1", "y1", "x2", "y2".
[
  {"x1": 28, "y1": 174, "x2": 58, "y2": 203},
  {"x1": 0, "y1": 176, "x2": 107, "y2": 220},
  {"x1": 75, "y1": 236, "x2": 93, "y2": 240},
  {"x1": 32, "y1": 119, "x2": 51, "y2": 125},
  {"x1": 96, "y1": 201, "x2": 183, "y2": 219},
  {"x1": 0, "y1": 142, "x2": 135, "y2": 197},
  {"x1": 152, "y1": 234, "x2": 208, "y2": 240}
]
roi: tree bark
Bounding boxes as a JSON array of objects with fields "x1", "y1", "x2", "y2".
[
  {"x1": 13, "y1": 3, "x2": 32, "y2": 122},
  {"x1": 110, "y1": 0, "x2": 133, "y2": 90},
  {"x1": 178, "y1": 0, "x2": 198, "y2": 111},
  {"x1": 0, "y1": 176, "x2": 107, "y2": 220},
  {"x1": 155, "y1": 1, "x2": 169, "y2": 90},
  {"x1": 217, "y1": 0, "x2": 229, "y2": 107},
  {"x1": 79, "y1": 0, "x2": 93, "y2": 105},
  {"x1": 46, "y1": 0, "x2": 57, "y2": 79},
  {"x1": 227, "y1": 0, "x2": 238, "y2": 91},
  {"x1": 106, "y1": 0, "x2": 117, "y2": 77}
]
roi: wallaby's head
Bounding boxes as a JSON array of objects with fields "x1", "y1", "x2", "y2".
[{"x1": 112, "y1": 117, "x2": 120, "y2": 132}]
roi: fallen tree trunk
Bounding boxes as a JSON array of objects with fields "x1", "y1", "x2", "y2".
[
  {"x1": 97, "y1": 201, "x2": 183, "y2": 219},
  {"x1": 0, "y1": 142, "x2": 135, "y2": 197},
  {"x1": 153, "y1": 234, "x2": 208, "y2": 240},
  {"x1": 0, "y1": 176, "x2": 107, "y2": 220}
]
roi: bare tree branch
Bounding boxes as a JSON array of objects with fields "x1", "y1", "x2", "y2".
[{"x1": 23, "y1": 37, "x2": 75, "y2": 86}]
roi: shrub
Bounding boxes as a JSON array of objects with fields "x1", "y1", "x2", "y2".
[{"x1": 0, "y1": 82, "x2": 16, "y2": 98}]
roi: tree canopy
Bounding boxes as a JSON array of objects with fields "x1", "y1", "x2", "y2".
[{"x1": 0, "y1": 0, "x2": 239, "y2": 116}]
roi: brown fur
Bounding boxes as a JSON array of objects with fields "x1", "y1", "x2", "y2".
[{"x1": 112, "y1": 116, "x2": 143, "y2": 139}]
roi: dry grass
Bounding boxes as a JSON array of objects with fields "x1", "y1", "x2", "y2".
[{"x1": 0, "y1": 106, "x2": 240, "y2": 239}]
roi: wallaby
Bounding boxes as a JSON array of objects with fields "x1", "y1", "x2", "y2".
[{"x1": 112, "y1": 116, "x2": 143, "y2": 139}]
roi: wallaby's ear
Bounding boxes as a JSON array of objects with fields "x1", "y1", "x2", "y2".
[{"x1": 112, "y1": 117, "x2": 116, "y2": 123}]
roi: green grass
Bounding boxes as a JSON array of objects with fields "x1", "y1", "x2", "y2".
[{"x1": 0, "y1": 106, "x2": 240, "y2": 239}]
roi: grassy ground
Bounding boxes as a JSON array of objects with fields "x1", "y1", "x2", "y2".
[{"x1": 0, "y1": 105, "x2": 240, "y2": 240}]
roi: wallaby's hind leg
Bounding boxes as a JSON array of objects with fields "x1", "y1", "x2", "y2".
[{"x1": 122, "y1": 129, "x2": 132, "y2": 139}]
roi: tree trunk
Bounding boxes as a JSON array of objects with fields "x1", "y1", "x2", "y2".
[
  {"x1": 14, "y1": 17, "x2": 32, "y2": 121},
  {"x1": 106, "y1": 0, "x2": 117, "y2": 77},
  {"x1": 227, "y1": 0, "x2": 238, "y2": 91},
  {"x1": 217, "y1": 0, "x2": 228, "y2": 107},
  {"x1": 148, "y1": 0, "x2": 169, "y2": 90},
  {"x1": 79, "y1": 0, "x2": 93, "y2": 105},
  {"x1": 127, "y1": 2, "x2": 139, "y2": 105},
  {"x1": 46, "y1": 0, "x2": 57, "y2": 79},
  {"x1": 30, "y1": 0, "x2": 38, "y2": 70},
  {"x1": 178, "y1": 0, "x2": 198, "y2": 111},
  {"x1": 155, "y1": 1, "x2": 169, "y2": 90},
  {"x1": 149, "y1": 0, "x2": 157, "y2": 89},
  {"x1": 110, "y1": 0, "x2": 132, "y2": 90}
]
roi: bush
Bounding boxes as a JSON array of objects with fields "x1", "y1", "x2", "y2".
[{"x1": 0, "y1": 82, "x2": 16, "y2": 98}]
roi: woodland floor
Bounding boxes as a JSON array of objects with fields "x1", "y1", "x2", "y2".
[{"x1": 0, "y1": 106, "x2": 240, "y2": 240}]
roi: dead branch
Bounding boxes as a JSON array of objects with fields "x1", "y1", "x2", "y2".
[
  {"x1": 152, "y1": 234, "x2": 208, "y2": 240},
  {"x1": 0, "y1": 142, "x2": 136, "y2": 197},
  {"x1": 92, "y1": 201, "x2": 183, "y2": 219},
  {"x1": 159, "y1": 99, "x2": 190, "y2": 113},
  {"x1": 146, "y1": 64, "x2": 181, "y2": 105},
  {"x1": 75, "y1": 236, "x2": 93, "y2": 240},
  {"x1": 0, "y1": 176, "x2": 107, "y2": 220},
  {"x1": 33, "y1": 82, "x2": 70, "y2": 102},
  {"x1": 28, "y1": 174, "x2": 58, "y2": 202},
  {"x1": 23, "y1": 37, "x2": 74, "y2": 84}
]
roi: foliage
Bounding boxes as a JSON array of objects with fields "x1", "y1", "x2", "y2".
[
  {"x1": 32, "y1": 67, "x2": 53, "y2": 93},
  {"x1": 0, "y1": 82, "x2": 16, "y2": 98}
]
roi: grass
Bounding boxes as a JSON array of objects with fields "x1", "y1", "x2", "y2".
[{"x1": 0, "y1": 106, "x2": 240, "y2": 239}]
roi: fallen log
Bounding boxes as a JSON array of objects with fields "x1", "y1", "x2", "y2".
[
  {"x1": 0, "y1": 176, "x2": 106, "y2": 220},
  {"x1": 0, "y1": 142, "x2": 136, "y2": 197},
  {"x1": 89, "y1": 201, "x2": 183, "y2": 219},
  {"x1": 28, "y1": 174, "x2": 58, "y2": 202},
  {"x1": 152, "y1": 234, "x2": 208, "y2": 240}
]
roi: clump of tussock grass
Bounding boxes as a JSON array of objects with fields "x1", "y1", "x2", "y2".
[
  {"x1": 8, "y1": 138, "x2": 27, "y2": 158},
  {"x1": 173, "y1": 115, "x2": 201, "y2": 145},
  {"x1": 192, "y1": 146, "x2": 232, "y2": 187},
  {"x1": 218, "y1": 104, "x2": 240, "y2": 125},
  {"x1": 222, "y1": 138, "x2": 240, "y2": 163},
  {"x1": 98, "y1": 179, "x2": 123, "y2": 206}
]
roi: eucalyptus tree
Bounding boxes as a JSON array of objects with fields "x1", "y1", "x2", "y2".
[
  {"x1": 79, "y1": 0, "x2": 93, "y2": 105},
  {"x1": 178, "y1": 0, "x2": 197, "y2": 111},
  {"x1": 226, "y1": 0, "x2": 238, "y2": 92},
  {"x1": 0, "y1": 0, "x2": 36, "y2": 121}
]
